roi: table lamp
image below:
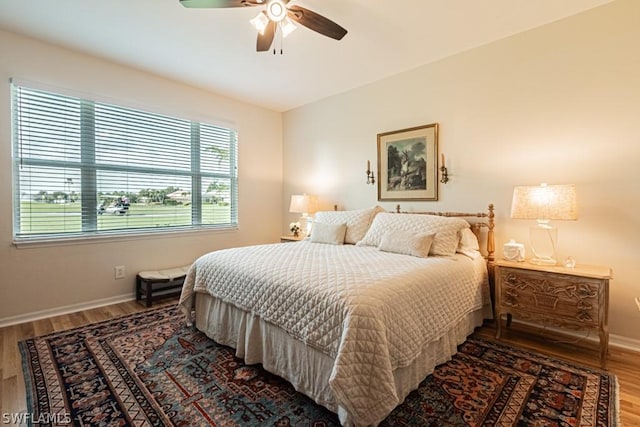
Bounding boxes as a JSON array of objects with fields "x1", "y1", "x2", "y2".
[
  {"x1": 289, "y1": 194, "x2": 318, "y2": 235},
  {"x1": 510, "y1": 183, "x2": 577, "y2": 265}
]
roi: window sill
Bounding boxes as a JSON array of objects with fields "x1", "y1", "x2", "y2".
[{"x1": 12, "y1": 225, "x2": 239, "y2": 249}]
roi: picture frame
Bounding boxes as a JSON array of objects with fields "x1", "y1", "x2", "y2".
[{"x1": 377, "y1": 123, "x2": 439, "y2": 201}]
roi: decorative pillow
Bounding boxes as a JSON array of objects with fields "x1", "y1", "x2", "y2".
[
  {"x1": 313, "y1": 205, "x2": 384, "y2": 244},
  {"x1": 457, "y1": 228, "x2": 481, "y2": 259},
  {"x1": 310, "y1": 222, "x2": 347, "y2": 245},
  {"x1": 458, "y1": 228, "x2": 480, "y2": 251},
  {"x1": 357, "y1": 212, "x2": 470, "y2": 256},
  {"x1": 378, "y1": 230, "x2": 435, "y2": 258}
]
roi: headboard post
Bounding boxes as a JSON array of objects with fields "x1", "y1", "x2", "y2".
[{"x1": 486, "y1": 204, "x2": 495, "y2": 262}]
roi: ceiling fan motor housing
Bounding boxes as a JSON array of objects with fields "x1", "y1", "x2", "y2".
[{"x1": 266, "y1": 0, "x2": 287, "y2": 22}]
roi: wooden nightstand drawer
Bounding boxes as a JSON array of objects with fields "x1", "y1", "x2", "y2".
[
  {"x1": 499, "y1": 267, "x2": 602, "y2": 327},
  {"x1": 494, "y1": 260, "x2": 612, "y2": 368}
]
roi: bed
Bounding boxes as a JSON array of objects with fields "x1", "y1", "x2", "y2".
[{"x1": 178, "y1": 204, "x2": 495, "y2": 426}]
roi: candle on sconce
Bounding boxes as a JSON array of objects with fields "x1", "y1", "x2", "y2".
[
  {"x1": 439, "y1": 153, "x2": 449, "y2": 184},
  {"x1": 366, "y1": 160, "x2": 375, "y2": 185}
]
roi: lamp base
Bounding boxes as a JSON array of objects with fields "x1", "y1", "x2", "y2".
[
  {"x1": 529, "y1": 256, "x2": 557, "y2": 266},
  {"x1": 299, "y1": 214, "x2": 313, "y2": 236},
  {"x1": 529, "y1": 223, "x2": 558, "y2": 266}
]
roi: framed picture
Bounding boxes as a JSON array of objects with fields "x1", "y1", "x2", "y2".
[{"x1": 377, "y1": 123, "x2": 439, "y2": 201}]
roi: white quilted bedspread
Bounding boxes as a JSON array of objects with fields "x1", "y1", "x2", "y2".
[{"x1": 179, "y1": 241, "x2": 489, "y2": 426}]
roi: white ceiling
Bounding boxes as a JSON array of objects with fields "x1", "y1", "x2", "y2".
[{"x1": 0, "y1": 0, "x2": 612, "y2": 112}]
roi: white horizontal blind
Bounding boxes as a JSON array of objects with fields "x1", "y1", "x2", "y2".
[{"x1": 12, "y1": 84, "x2": 238, "y2": 241}]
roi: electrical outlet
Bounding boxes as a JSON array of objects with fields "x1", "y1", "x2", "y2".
[{"x1": 114, "y1": 265, "x2": 126, "y2": 280}]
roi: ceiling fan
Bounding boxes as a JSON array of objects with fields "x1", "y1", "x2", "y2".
[{"x1": 179, "y1": 0, "x2": 348, "y2": 52}]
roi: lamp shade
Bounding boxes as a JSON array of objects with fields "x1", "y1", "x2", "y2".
[
  {"x1": 510, "y1": 184, "x2": 577, "y2": 221},
  {"x1": 289, "y1": 194, "x2": 318, "y2": 214}
]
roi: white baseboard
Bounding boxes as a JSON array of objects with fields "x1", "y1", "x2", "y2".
[
  {"x1": 0, "y1": 293, "x2": 136, "y2": 328},
  {"x1": 610, "y1": 333, "x2": 640, "y2": 353}
]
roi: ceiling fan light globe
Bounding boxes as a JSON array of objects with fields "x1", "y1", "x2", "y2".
[
  {"x1": 266, "y1": 0, "x2": 287, "y2": 22},
  {"x1": 280, "y1": 16, "x2": 297, "y2": 38},
  {"x1": 250, "y1": 12, "x2": 269, "y2": 34}
]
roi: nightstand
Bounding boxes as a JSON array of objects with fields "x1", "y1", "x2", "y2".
[
  {"x1": 494, "y1": 259, "x2": 612, "y2": 368},
  {"x1": 280, "y1": 235, "x2": 305, "y2": 243}
]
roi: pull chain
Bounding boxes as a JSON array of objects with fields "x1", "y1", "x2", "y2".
[{"x1": 272, "y1": 24, "x2": 284, "y2": 55}]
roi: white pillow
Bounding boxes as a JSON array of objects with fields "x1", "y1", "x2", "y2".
[
  {"x1": 378, "y1": 230, "x2": 435, "y2": 258},
  {"x1": 310, "y1": 222, "x2": 347, "y2": 245},
  {"x1": 357, "y1": 212, "x2": 470, "y2": 256},
  {"x1": 313, "y1": 205, "x2": 384, "y2": 244},
  {"x1": 457, "y1": 228, "x2": 481, "y2": 259}
]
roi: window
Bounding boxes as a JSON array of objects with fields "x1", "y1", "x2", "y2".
[{"x1": 11, "y1": 83, "x2": 238, "y2": 242}]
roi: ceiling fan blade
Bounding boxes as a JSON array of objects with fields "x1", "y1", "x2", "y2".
[
  {"x1": 287, "y1": 5, "x2": 347, "y2": 40},
  {"x1": 257, "y1": 20, "x2": 277, "y2": 52},
  {"x1": 179, "y1": 0, "x2": 261, "y2": 8}
]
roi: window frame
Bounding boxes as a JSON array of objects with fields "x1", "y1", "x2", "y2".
[{"x1": 11, "y1": 81, "x2": 239, "y2": 247}]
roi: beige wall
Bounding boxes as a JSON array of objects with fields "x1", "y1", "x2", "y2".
[
  {"x1": 0, "y1": 30, "x2": 283, "y2": 323},
  {"x1": 283, "y1": 0, "x2": 640, "y2": 344},
  {"x1": 2, "y1": 1, "x2": 639, "y2": 346}
]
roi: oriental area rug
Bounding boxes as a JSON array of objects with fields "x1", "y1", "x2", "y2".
[{"x1": 19, "y1": 306, "x2": 618, "y2": 426}]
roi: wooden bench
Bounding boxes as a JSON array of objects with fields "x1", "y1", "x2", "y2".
[{"x1": 136, "y1": 265, "x2": 191, "y2": 307}]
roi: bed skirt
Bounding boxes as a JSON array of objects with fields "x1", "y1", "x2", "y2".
[{"x1": 193, "y1": 293, "x2": 490, "y2": 426}]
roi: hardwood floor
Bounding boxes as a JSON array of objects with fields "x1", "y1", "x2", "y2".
[{"x1": 1, "y1": 298, "x2": 639, "y2": 425}]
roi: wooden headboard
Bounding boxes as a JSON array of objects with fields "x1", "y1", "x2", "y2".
[
  {"x1": 329, "y1": 203, "x2": 495, "y2": 262},
  {"x1": 394, "y1": 204, "x2": 495, "y2": 262}
]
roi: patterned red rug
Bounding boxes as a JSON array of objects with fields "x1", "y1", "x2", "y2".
[{"x1": 19, "y1": 305, "x2": 618, "y2": 426}]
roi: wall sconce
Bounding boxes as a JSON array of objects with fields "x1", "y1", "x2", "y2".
[
  {"x1": 366, "y1": 160, "x2": 375, "y2": 185},
  {"x1": 440, "y1": 153, "x2": 449, "y2": 184}
]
